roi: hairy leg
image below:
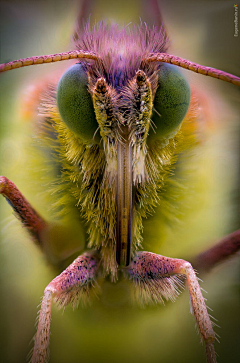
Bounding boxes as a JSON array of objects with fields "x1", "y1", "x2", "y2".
[
  {"x1": 0, "y1": 176, "x2": 46, "y2": 243},
  {"x1": 0, "y1": 176, "x2": 85, "y2": 265},
  {"x1": 31, "y1": 251, "x2": 100, "y2": 363},
  {"x1": 192, "y1": 229, "x2": 240, "y2": 273},
  {"x1": 126, "y1": 252, "x2": 216, "y2": 363}
]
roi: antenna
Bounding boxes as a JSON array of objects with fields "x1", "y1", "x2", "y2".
[
  {"x1": 1, "y1": 50, "x2": 240, "y2": 87},
  {"x1": 0, "y1": 50, "x2": 101, "y2": 73},
  {"x1": 144, "y1": 53, "x2": 240, "y2": 87}
]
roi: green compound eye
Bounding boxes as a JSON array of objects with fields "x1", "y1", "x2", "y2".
[
  {"x1": 57, "y1": 63, "x2": 99, "y2": 143},
  {"x1": 149, "y1": 63, "x2": 191, "y2": 140}
]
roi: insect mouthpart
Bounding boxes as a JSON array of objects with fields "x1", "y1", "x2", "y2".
[
  {"x1": 92, "y1": 69, "x2": 155, "y2": 267},
  {"x1": 92, "y1": 76, "x2": 134, "y2": 267},
  {"x1": 116, "y1": 131, "x2": 133, "y2": 267},
  {"x1": 81, "y1": 72, "x2": 129, "y2": 266}
]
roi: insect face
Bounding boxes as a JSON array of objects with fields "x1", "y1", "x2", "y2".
[{"x1": 0, "y1": 1, "x2": 240, "y2": 363}]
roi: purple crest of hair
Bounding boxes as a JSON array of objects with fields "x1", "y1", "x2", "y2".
[{"x1": 73, "y1": 20, "x2": 169, "y2": 88}]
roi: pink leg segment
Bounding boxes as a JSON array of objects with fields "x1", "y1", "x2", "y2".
[
  {"x1": 31, "y1": 252, "x2": 100, "y2": 363},
  {"x1": 193, "y1": 229, "x2": 240, "y2": 273},
  {"x1": 0, "y1": 176, "x2": 46, "y2": 243},
  {"x1": 127, "y1": 252, "x2": 216, "y2": 363}
]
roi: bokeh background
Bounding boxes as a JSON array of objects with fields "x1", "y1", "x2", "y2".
[{"x1": 0, "y1": 0, "x2": 239, "y2": 362}]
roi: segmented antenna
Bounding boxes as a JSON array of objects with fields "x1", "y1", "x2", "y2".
[
  {"x1": 0, "y1": 50, "x2": 101, "y2": 72},
  {"x1": 0, "y1": 50, "x2": 240, "y2": 88},
  {"x1": 144, "y1": 53, "x2": 240, "y2": 87}
]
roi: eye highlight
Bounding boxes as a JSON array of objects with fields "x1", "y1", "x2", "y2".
[
  {"x1": 149, "y1": 63, "x2": 191, "y2": 140},
  {"x1": 57, "y1": 63, "x2": 99, "y2": 143}
]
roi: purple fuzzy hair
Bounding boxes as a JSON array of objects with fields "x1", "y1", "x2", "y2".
[{"x1": 73, "y1": 21, "x2": 169, "y2": 87}]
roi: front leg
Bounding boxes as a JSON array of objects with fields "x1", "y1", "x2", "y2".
[
  {"x1": 126, "y1": 252, "x2": 216, "y2": 363},
  {"x1": 0, "y1": 176, "x2": 46, "y2": 243},
  {"x1": 31, "y1": 251, "x2": 100, "y2": 363},
  {"x1": 193, "y1": 229, "x2": 240, "y2": 273},
  {"x1": 0, "y1": 176, "x2": 85, "y2": 265}
]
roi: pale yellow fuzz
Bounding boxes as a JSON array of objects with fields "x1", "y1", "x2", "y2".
[{"x1": 37, "y1": 85, "x2": 198, "y2": 280}]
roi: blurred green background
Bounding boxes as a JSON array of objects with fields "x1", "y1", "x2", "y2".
[{"x1": 0, "y1": 0, "x2": 239, "y2": 362}]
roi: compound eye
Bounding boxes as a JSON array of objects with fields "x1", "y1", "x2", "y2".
[
  {"x1": 57, "y1": 63, "x2": 99, "y2": 143},
  {"x1": 149, "y1": 63, "x2": 191, "y2": 140}
]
